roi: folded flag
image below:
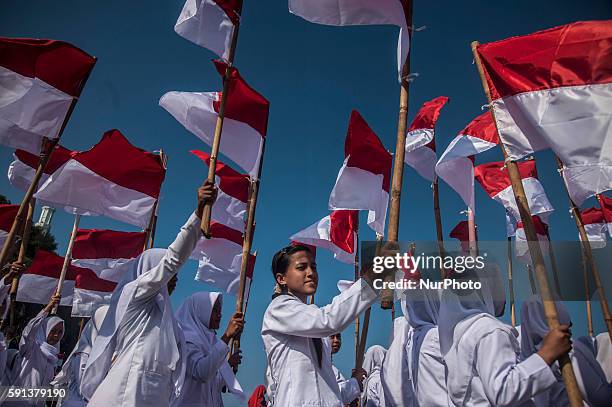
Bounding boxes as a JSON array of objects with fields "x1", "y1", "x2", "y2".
[
  {"x1": 329, "y1": 111, "x2": 392, "y2": 235},
  {"x1": 34, "y1": 129, "x2": 166, "y2": 228},
  {"x1": 289, "y1": 0, "x2": 410, "y2": 81},
  {"x1": 191, "y1": 222, "x2": 255, "y2": 294},
  {"x1": 7, "y1": 145, "x2": 73, "y2": 192},
  {"x1": 0, "y1": 204, "x2": 19, "y2": 248},
  {"x1": 160, "y1": 60, "x2": 269, "y2": 177},
  {"x1": 404, "y1": 96, "x2": 449, "y2": 182},
  {"x1": 175, "y1": 0, "x2": 242, "y2": 60},
  {"x1": 290, "y1": 210, "x2": 358, "y2": 264},
  {"x1": 436, "y1": 111, "x2": 498, "y2": 210},
  {"x1": 515, "y1": 215, "x2": 550, "y2": 264},
  {"x1": 191, "y1": 150, "x2": 249, "y2": 231},
  {"x1": 0, "y1": 38, "x2": 95, "y2": 154},
  {"x1": 579, "y1": 207, "x2": 607, "y2": 249},
  {"x1": 474, "y1": 159, "x2": 554, "y2": 224},
  {"x1": 476, "y1": 20, "x2": 612, "y2": 206}
]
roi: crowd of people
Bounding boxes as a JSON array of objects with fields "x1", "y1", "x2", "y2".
[{"x1": 0, "y1": 180, "x2": 610, "y2": 406}]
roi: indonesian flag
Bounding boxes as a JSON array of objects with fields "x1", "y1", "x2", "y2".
[
  {"x1": 404, "y1": 96, "x2": 449, "y2": 182},
  {"x1": 598, "y1": 195, "x2": 612, "y2": 238},
  {"x1": 7, "y1": 145, "x2": 73, "y2": 192},
  {"x1": 0, "y1": 204, "x2": 19, "y2": 248},
  {"x1": 474, "y1": 159, "x2": 554, "y2": 224},
  {"x1": 160, "y1": 60, "x2": 269, "y2": 177},
  {"x1": 72, "y1": 268, "x2": 118, "y2": 317},
  {"x1": 175, "y1": 0, "x2": 242, "y2": 60},
  {"x1": 34, "y1": 130, "x2": 166, "y2": 228},
  {"x1": 289, "y1": 210, "x2": 358, "y2": 264},
  {"x1": 449, "y1": 220, "x2": 475, "y2": 253},
  {"x1": 476, "y1": 21, "x2": 612, "y2": 206},
  {"x1": 71, "y1": 229, "x2": 146, "y2": 282},
  {"x1": 515, "y1": 215, "x2": 550, "y2": 264},
  {"x1": 329, "y1": 111, "x2": 392, "y2": 235},
  {"x1": 0, "y1": 38, "x2": 95, "y2": 154},
  {"x1": 191, "y1": 150, "x2": 249, "y2": 231},
  {"x1": 579, "y1": 208, "x2": 607, "y2": 249},
  {"x1": 436, "y1": 111, "x2": 499, "y2": 210},
  {"x1": 288, "y1": 0, "x2": 410, "y2": 81}
]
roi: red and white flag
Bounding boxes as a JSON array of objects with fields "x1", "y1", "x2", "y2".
[
  {"x1": 579, "y1": 207, "x2": 607, "y2": 249},
  {"x1": 71, "y1": 229, "x2": 146, "y2": 282},
  {"x1": 71, "y1": 269, "x2": 118, "y2": 317},
  {"x1": 191, "y1": 222, "x2": 254, "y2": 294},
  {"x1": 329, "y1": 111, "x2": 392, "y2": 235},
  {"x1": 598, "y1": 195, "x2": 612, "y2": 238},
  {"x1": 0, "y1": 204, "x2": 19, "y2": 248},
  {"x1": 436, "y1": 111, "x2": 499, "y2": 210},
  {"x1": 0, "y1": 38, "x2": 95, "y2": 154},
  {"x1": 474, "y1": 159, "x2": 554, "y2": 224},
  {"x1": 515, "y1": 215, "x2": 550, "y2": 264},
  {"x1": 404, "y1": 96, "x2": 449, "y2": 182},
  {"x1": 289, "y1": 210, "x2": 358, "y2": 264},
  {"x1": 191, "y1": 150, "x2": 249, "y2": 231},
  {"x1": 34, "y1": 130, "x2": 166, "y2": 228},
  {"x1": 175, "y1": 0, "x2": 242, "y2": 60},
  {"x1": 7, "y1": 145, "x2": 73, "y2": 192},
  {"x1": 476, "y1": 21, "x2": 612, "y2": 206},
  {"x1": 449, "y1": 220, "x2": 475, "y2": 253},
  {"x1": 160, "y1": 60, "x2": 269, "y2": 177},
  {"x1": 289, "y1": 0, "x2": 410, "y2": 81}
]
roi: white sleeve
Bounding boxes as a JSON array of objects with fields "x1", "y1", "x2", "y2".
[
  {"x1": 263, "y1": 280, "x2": 377, "y2": 338},
  {"x1": 186, "y1": 341, "x2": 230, "y2": 383},
  {"x1": 476, "y1": 329, "x2": 557, "y2": 406},
  {"x1": 338, "y1": 377, "x2": 361, "y2": 404},
  {"x1": 417, "y1": 329, "x2": 448, "y2": 407},
  {"x1": 134, "y1": 213, "x2": 202, "y2": 300},
  {"x1": 19, "y1": 309, "x2": 48, "y2": 356}
]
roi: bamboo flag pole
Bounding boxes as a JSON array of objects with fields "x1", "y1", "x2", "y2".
[
  {"x1": 200, "y1": 11, "x2": 243, "y2": 238},
  {"x1": 467, "y1": 208, "x2": 478, "y2": 257},
  {"x1": 526, "y1": 264, "x2": 537, "y2": 295},
  {"x1": 471, "y1": 41, "x2": 583, "y2": 407},
  {"x1": 354, "y1": 219, "x2": 361, "y2": 367},
  {"x1": 507, "y1": 237, "x2": 516, "y2": 327},
  {"x1": 51, "y1": 213, "x2": 81, "y2": 314},
  {"x1": 383, "y1": 0, "x2": 414, "y2": 309},
  {"x1": 581, "y1": 247, "x2": 594, "y2": 337},
  {"x1": 546, "y1": 236, "x2": 562, "y2": 296},
  {"x1": 144, "y1": 150, "x2": 167, "y2": 250},
  {"x1": 433, "y1": 180, "x2": 448, "y2": 278}
]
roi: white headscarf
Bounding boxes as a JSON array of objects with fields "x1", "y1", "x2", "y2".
[
  {"x1": 174, "y1": 291, "x2": 244, "y2": 400},
  {"x1": 361, "y1": 345, "x2": 387, "y2": 405},
  {"x1": 80, "y1": 249, "x2": 185, "y2": 399},
  {"x1": 36, "y1": 315, "x2": 64, "y2": 364},
  {"x1": 381, "y1": 317, "x2": 414, "y2": 407},
  {"x1": 520, "y1": 295, "x2": 571, "y2": 359}
]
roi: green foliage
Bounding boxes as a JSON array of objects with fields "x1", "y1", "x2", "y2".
[{"x1": 0, "y1": 195, "x2": 10, "y2": 204}]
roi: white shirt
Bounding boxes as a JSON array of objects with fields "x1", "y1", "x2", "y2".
[
  {"x1": 408, "y1": 328, "x2": 447, "y2": 407},
  {"x1": 594, "y1": 332, "x2": 611, "y2": 383},
  {"x1": 262, "y1": 279, "x2": 377, "y2": 406},
  {"x1": 332, "y1": 364, "x2": 360, "y2": 405}
]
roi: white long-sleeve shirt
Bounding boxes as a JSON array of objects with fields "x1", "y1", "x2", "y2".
[
  {"x1": 332, "y1": 364, "x2": 360, "y2": 405},
  {"x1": 262, "y1": 279, "x2": 377, "y2": 407}
]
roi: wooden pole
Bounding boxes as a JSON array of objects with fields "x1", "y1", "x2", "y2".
[
  {"x1": 471, "y1": 41, "x2": 583, "y2": 407},
  {"x1": 507, "y1": 237, "x2": 516, "y2": 327},
  {"x1": 581, "y1": 247, "x2": 594, "y2": 337},
  {"x1": 526, "y1": 264, "x2": 537, "y2": 295},
  {"x1": 467, "y1": 208, "x2": 478, "y2": 257},
  {"x1": 546, "y1": 236, "x2": 562, "y2": 296},
  {"x1": 200, "y1": 14, "x2": 242, "y2": 238},
  {"x1": 433, "y1": 180, "x2": 448, "y2": 278},
  {"x1": 354, "y1": 221, "x2": 361, "y2": 367},
  {"x1": 51, "y1": 214, "x2": 81, "y2": 314},
  {"x1": 383, "y1": 0, "x2": 414, "y2": 309}
]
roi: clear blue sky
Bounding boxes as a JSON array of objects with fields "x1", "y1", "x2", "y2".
[{"x1": 1, "y1": 1, "x2": 611, "y2": 404}]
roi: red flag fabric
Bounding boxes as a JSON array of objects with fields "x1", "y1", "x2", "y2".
[
  {"x1": 449, "y1": 220, "x2": 476, "y2": 253},
  {"x1": 598, "y1": 195, "x2": 612, "y2": 238},
  {"x1": 580, "y1": 207, "x2": 607, "y2": 249},
  {"x1": 0, "y1": 204, "x2": 19, "y2": 248}
]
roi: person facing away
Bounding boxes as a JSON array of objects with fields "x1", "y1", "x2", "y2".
[
  {"x1": 328, "y1": 332, "x2": 364, "y2": 406},
  {"x1": 520, "y1": 295, "x2": 612, "y2": 406},
  {"x1": 171, "y1": 291, "x2": 245, "y2": 406},
  {"x1": 10, "y1": 293, "x2": 64, "y2": 407},
  {"x1": 78, "y1": 180, "x2": 217, "y2": 407},
  {"x1": 52, "y1": 305, "x2": 109, "y2": 407},
  {"x1": 261, "y1": 243, "x2": 386, "y2": 406},
  {"x1": 439, "y1": 263, "x2": 571, "y2": 406},
  {"x1": 361, "y1": 345, "x2": 387, "y2": 407},
  {"x1": 593, "y1": 332, "x2": 612, "y2": 383}
]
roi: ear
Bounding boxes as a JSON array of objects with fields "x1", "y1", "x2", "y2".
[{"x1": 275, "y1": 273, "x2": 286, "y2": 285}]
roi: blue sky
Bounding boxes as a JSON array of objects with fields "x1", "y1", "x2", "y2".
[{"x1": 1, "y1": 1, "x2": 611, "y2": 404}]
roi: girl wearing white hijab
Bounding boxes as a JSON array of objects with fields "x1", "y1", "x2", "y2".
[
  {"x1": 11, "y1": 293, "x2": 64, "y2": 406},
  {"x1": 361, "y1": 345, "x2": 387, "y2": 406},
  {"x1": 52, "y1": 305, "x2": 109, "y2": 406},
  {"x1": 439, "y1": 264, "x2": 571, "y2": 406},
  {"x1": 521, "y1": 295, "x2": 612, "y2": 406},
  {"x1": 80, "y1": 181, "x2": 215, "y2": 407},
  {"x1": 262, "y1": 244, "x2": 379, "y2": 406},
  {"x1": 171, "y1": 291, "x2": 245, "y2": 406}
]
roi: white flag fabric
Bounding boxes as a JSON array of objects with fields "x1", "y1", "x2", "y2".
[
  {"x1": 580, "y1": 208, "x2": 607, "y2": 249},
  {"x1": 404, "y1": 96, "x2": 448, "y2": 182},
  {"x1": 290, "y1": 210, "x2": 358, "y2": 264},
  {"x1": 160, "y1": 60, "x2": 269, "y2": 177},
  {"x1": 476, "y1": 21, "x2": 612, "y2": 206},
  {"x1": 514, "y1": 216, "x2": 550, "y2": 264},
  {"x1": 329, "y1": 111, "x2": 392, "y2": 235},
  {"x1": 289, "y1": 0, "x2": 410, "y2": 81},
  {"x1": 7, "y1": 145, "x2": 73, "y2": 191},
  {"x1": 191, "y1": 150, "x2": 249, "y2": 231},
  {"x1": 34, "y1": 129, "x2": 166, "y2": 228},
  {"x1": 436, "y1": 111, "x2": 498, "y2": 211},
  {"x1": 190, "y1": 222, "x2": 254, "y2": 294},
  {"x1": 175, "y1": 0, "x2": 242, "y2": 60},
  {"x1": 0, "y1": 38, "x2": 95, "y2": 154},
  {"x1": 0, "y1": 204, "x2": 18, "y2": 249},
  {"x1": 474, "y1": 159, "x2": 554, "y2": 224}
]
